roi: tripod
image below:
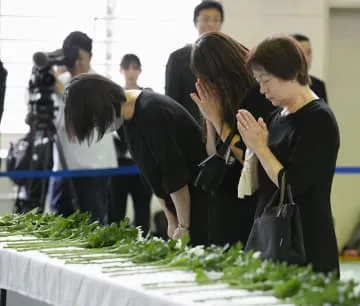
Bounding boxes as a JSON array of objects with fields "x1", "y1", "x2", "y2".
[
  {"x1": 17, "y1": 61, "x2": 81, "y2": 215},
  {"x1": 15, "y1": 113, "x2": 79, "y2": 215}
]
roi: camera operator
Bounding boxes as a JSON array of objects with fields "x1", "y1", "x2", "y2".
[{"x1": 49, "y1": 31, "x2": 117, "y2": 224}]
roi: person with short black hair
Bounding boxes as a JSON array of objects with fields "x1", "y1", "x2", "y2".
[
  {"x1": 120, "y1": 54, "x2": 141, "y2": 71},
  {"x1": 165, "y1": 0, "x2": 224, "y2": 122},
  {"x1": 291, "y1": 33, "x2": 329, "y2": 103},
  {"x1": 63, "y1": 73, "x2": 210, "y2": 246},
  {"x1": 237, "y1": 35, "x2": 340, "y2": 276},
  {"x1": 193, "y1": 1, "x2": 224, "y2": 25},
  {"x1": 119, "y1": 53, "x2": 152, "y2": 92},
  {"x1": 110, "y1": 53, "x2": 153, "y2": 234}
]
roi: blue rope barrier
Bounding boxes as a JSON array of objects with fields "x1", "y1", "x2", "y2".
[
  {"x1": 334, "y1": 167, "x2": 360, "y2": 174},
  {"x1": 0, "y1": 166, "x2": 139, "y2": 178},
  {"x1": 0, "y1": 166, "x2": 358, "y2": 179}
]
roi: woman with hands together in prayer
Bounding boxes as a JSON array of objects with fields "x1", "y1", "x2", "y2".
[
  {"x1": 190, "y1": 32, "x2": 275, "y2": 246},
  {"x1": 236, "y1": 111, "x2": 268, "y2": 157},
  {"x1": 237, "y1": 35, "x2": 340, "y2": 277}
]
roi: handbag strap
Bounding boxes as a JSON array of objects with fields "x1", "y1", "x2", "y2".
[
  {"x1": 263, "y1": 170, "x2": 295, "y2": 215},
  {"x1": 278, "y1": 171, "x2": 286, "y2": 207},
  {"x1": 278, "y1": 170, "x2": 295, "y2": 205},
  {"x1": 217, "y1": 128, "x2": 236, "y2": 157}
]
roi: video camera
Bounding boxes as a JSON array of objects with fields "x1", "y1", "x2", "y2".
[{"x1": 28, "y1": 47, "x2": 79, "y2": 131}]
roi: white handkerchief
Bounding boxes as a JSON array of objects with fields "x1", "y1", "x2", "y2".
[{"x1": 237, "y1": 149, "x2": 259, "y2": 198}]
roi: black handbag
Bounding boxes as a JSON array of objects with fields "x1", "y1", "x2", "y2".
[
  {"x1": 194, "y1": 130, "x2": 235, "y2": 196},
  {"x1": 245, "y1": 171, "x2": 307, "y2": 266}
]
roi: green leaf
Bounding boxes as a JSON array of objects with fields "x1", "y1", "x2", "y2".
[
  {"x1": 1, "y1": 212, "x2": 360, "y2": 306},
  {"x1": 194, "y1": 268, "x2": 215, "y2": 285},
  {"x1": 273, "y1": 278, "x2": 301, "y2": 298},
  {"x1": 181, "y1": 232, "x2": 190, "y2": 249}
]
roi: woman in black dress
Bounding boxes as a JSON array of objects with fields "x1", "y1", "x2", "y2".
[
  {"x1": 237, "y1": 35, "x2": 340, "y2": 276},
  {"x1": 62, "y1": 74, "x2": 209, "y2": 246},
  {"x1": 190, "y1": 32, "x2": 276, "y2": 246}
]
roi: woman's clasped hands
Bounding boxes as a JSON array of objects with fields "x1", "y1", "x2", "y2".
[{"x1": 236, "y1": 109, "x2": 268, "y2": 153}]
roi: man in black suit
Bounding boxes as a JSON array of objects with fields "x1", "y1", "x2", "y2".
[
  {"x1": 292, "y1": 34, "x2": 328, "y2": 103},
  {"x1": 165, "y1": 1, "x2": 224, "y2": 122}
]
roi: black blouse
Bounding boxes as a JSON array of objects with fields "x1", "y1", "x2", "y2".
[{"x1": 257, "y1": 99, "x2": 340, "y2": 275}]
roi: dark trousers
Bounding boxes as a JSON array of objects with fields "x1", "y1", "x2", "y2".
[
  {"x1": 50, "y1": 176, "x2": 111, "y2": 225},
  {"x1": 13, "y1": 178, "x2": 50, "y2": 214},
  {"x1": 208, "y1": 192, "x2": 257, "y2": 247},
  {"x1": 110, "y1": 174, "x2": 152, "y2": 234}
]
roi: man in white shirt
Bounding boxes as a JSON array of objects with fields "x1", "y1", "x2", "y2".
[{"x1": 50, "y1": 31, "x2": 117, "y2": 224}]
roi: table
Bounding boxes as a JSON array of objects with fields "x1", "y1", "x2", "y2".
[{"x1": 0, "y1": 237, "x2": 289, "y2": 306}]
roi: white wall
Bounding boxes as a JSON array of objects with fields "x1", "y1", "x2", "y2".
[
  {"x1": 221, "y1": 0, "x2": 327, "y2": 78},
  {"x1": 221, "y1": 0, "x2": 360, "y2": 249}
]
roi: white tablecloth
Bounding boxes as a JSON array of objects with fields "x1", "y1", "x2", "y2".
[{"x1": 0, "y1": 237, "x2": 287, "y2": 306}]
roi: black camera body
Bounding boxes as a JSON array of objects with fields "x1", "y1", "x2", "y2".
[{"x1": 28, "y1": 47, "x2": 79, "y2": 131}]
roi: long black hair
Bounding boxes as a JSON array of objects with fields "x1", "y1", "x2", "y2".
[
  {"x1": 190, "y1": 32, "x2": 255, "y2": 132},
  {"x1": 64, "y1": 73, "x2": 126, "y2": 143}
]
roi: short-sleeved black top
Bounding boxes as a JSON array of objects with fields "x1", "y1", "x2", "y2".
[
  {"x1": 257, "y1": 99, "x2": 340, "y2": 275},
  {"x1": 123, "y1": 90, "x2": 207, "y2": 198}
]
